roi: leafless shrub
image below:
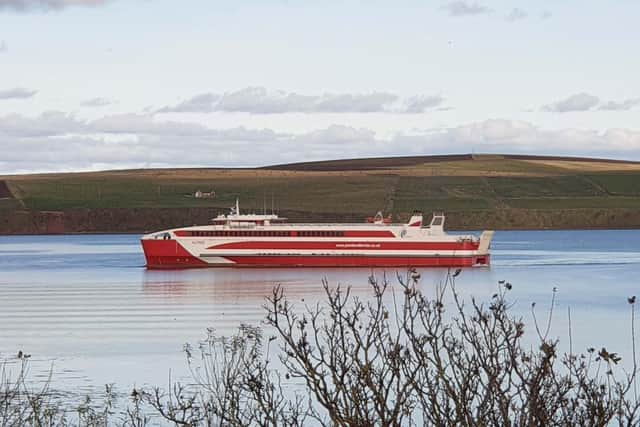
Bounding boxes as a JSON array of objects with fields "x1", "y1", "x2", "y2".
[
  {"x1": 144, "y1": 324, "x2": 311, "y2": 426},
  {"x1": 262, "y1": 271, "x2": 640, "y2": 426},
  {"x1": 0, "y1": 357, "x2": 68, "y2": 426},
  {"x1": 0, "y1": 358, "x2": 145, "y2": 427}
]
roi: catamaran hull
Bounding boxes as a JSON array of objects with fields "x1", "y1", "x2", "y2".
[{"x1": 141, "y1": 239, "x2": 491, "y2": 269}]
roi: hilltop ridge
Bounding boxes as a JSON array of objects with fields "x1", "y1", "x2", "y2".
[{"x1": 262, "y1": 154, "x2": 640, "y2": 171}]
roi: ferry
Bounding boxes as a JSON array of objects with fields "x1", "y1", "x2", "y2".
[{"x1": 141, "y1": 200, "x2": 494, "y2": 268}]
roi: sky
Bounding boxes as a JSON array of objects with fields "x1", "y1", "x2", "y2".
[{"x1": 0, "y1": 0, "x2": 639, "y2": 173}]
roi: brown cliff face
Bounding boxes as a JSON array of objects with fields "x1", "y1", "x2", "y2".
[{"x1": 1, "y1": 207, "x2": 640, "y2": 235}]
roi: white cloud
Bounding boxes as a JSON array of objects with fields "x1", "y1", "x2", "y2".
[
  {"x1": 541, "y1": 93, "x2": 640, "y2": 112},
  {"x1": 89, "y1": 113, "x2": 280, "y2": 142},
  {"x1": 212, "y1": 87, "x2": 398, "y2": 114},
  {"x1": 0, "y1": 111, "x2": 82, "y2": 136},
  {"x1": 312, "y1": 92, "x2": 398, "y2": 113},
  {"x1": 1, "y1": 112, "x2": 640, "y2": 173},
  {"x1": 156, "y1": 93, "x2": 220, "y2": 113},
  {"x1": 0, "y1": 87, "x2": 37, "y2": 99},
  {"x1": 441, "y1": 1, "x2": 492, "y2": 17},
  {"x1": 81, "y1": 97, "x2": 114, "y2": 107},
  {"x1": 214, "y1": 87, "x2": 317, "y2": 114},
  {"x1": 157, "y1": 87, "x2": 444, "y2": 114},
  {"x1": 599, "y1": 98, "x2": 640, "y2": 111},
  {"x1": 0, "y1": 40, "x2": 7, "y2": 52},
  {"x1": 541, "y1": 10, "x2": 552, "y2": 20},
  {"x1": 541, "y1": 93, "x2": 600, "y2": 112},
  {"x1": 300, "y1": 125, "x2": 376, "y2": 145},
  {"x1": 0, "y1": 0, "x2": 110, "y2": 12},
  {"x1": 403, "y1": 95, "x2": 445, "y2": 113},
  {"x1": 506, "y1": 8, "x2": 527, "y2": 22}
]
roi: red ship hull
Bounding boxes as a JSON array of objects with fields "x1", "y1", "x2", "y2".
[{"x1": 141, "y1": 239, "x2": 491, "y2": 269}]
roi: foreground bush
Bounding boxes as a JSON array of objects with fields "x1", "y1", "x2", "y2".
[{"x1": 2, "y1": 271, "x2": 639, "y2": 426}]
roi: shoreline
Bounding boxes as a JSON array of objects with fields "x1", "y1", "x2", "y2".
[{"x1": 2, "y1": 206, "x2": 640, "y2": 234}]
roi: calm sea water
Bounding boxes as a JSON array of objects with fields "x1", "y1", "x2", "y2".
[{"x1": 1, "y1": 230, "x2": 639, "y2": 398}]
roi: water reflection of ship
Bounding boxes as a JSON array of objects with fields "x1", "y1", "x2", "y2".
[
  {"x1": 142, "y1": 268, "x2": 379, "y2": 301},
  {"x1": 141, "y1": 267, "x2": 491, "y2": 303}
]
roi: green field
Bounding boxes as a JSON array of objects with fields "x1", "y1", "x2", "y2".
[{"x1": 3, "y1": 156, "x2": 640, "y2": 222}]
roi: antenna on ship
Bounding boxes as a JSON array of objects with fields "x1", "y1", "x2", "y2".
[
  {"x1": 235, "y1": 198, "x2": 240, "y2": 216},
  {"x1": 271, "y1": 192, "x2": 274, "y2": 215}
]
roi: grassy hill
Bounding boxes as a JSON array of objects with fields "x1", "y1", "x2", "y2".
[{"x1": 1, "y1": 154, "x2": 640, "y2": 232}]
